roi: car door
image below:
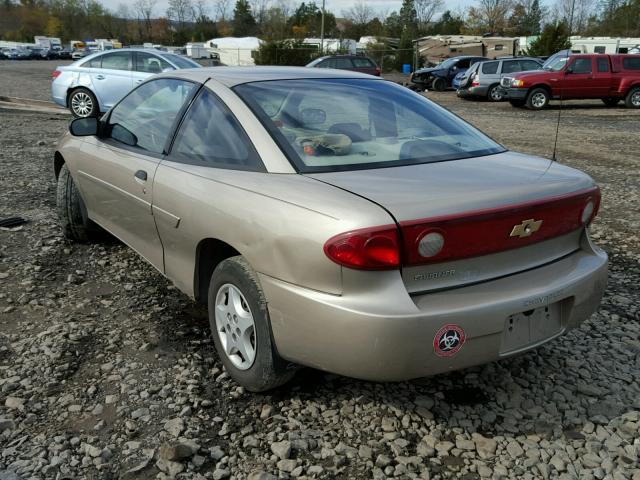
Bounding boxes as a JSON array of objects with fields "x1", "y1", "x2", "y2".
[
  {"x1": 592, "y1": 56, "x2": 613, "y2": 98},
  {"x1": 562, "y1": 56, "x2": 597, "y2": 98},
  {"x1": 90, "y1": 50, "x2": 134, "y2": 110},
  {"x1": 132, "y1": 51, "x2": 175, "y2": 88},
  {"x1": 152, "y1": 85, "x2": 267, "y2": 293},
  {"x1": 75, "y1": 78, "x2": 198, "y2": 270}
]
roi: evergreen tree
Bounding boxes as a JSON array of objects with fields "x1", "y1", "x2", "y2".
[
  {"x1": 523, "y1": 0, "x2": 543, "y2": 35},
  {"x1": 526, "y1": 20, "x2": 571, "y2": 56},
  {"x1": 399, "y1": 0, "x2": 418, "y2": 36},
  {"x1": 232, "y1": 0, "x2": 257, "y2": 36}
]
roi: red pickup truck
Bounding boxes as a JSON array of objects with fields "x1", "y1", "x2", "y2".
[{"x1": 502, "y1": 54, "x2": 640, "y2": 110}]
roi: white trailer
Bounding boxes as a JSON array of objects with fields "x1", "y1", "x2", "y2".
[
  {"x1": 186, "y1": 43, "x2": 211, "y2": 59},
  {"x1": 569, "y1": 36, "x2": 640, "y2": 54},
  {"x1": 34, "y1": 36, "x2": 61, "y2": 49}
]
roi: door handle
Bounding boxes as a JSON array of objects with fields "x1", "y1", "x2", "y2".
[
  {"x1": 135, "y1": 79, "x2": 144, "y2": 83},
  {"x1": 96, "y1": 74, "x2": 105, "y2": 80},
  {"x1": 134, "y1": 170, "x2": 147, "y2": 182}
]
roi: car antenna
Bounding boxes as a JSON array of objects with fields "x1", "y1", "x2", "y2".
[{"x1": 552, "y1": 0, "x2": 575, "y2": 162}]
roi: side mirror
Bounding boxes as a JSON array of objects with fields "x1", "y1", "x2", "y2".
[
  {"x1": 300, "y1": 108, "x2": 326, "y2": 126},
  {"x1": 69, "y1": 117, "x2": 99, "y2": 136}
]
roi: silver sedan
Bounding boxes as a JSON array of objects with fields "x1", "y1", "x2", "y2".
[
  {"x1": 54, "y1": 67, "x2": 608, "y2": 391},
  {"x1": 51, "y1": 48, "x2": 201, "y2": 118}
]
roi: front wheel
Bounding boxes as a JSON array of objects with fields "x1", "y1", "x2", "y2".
[
  {"x1": 526, "y1": 88, "x2": 550, "y2": 110},
  {"x1": 56, "y1": 164, "x2": 103, "y2": 242},
  {"x1": 625, "y1": 87, "x2": 640, "y2": 108},
  {"x1": 431, "y1": 77, "x2": 446, "y2": 91},
  {"x1": 208, "y1": 256, "x2": 296, "y2": 392},
  {"x1": 68, "y1": 88, "x2": 99, "y2": 118},
  {"x1": 602, "y1": 97, "x2": 620, "y2": 107}
]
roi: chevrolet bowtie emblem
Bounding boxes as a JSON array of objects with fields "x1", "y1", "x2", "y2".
[{"x1": 510, "y1": 219, "x2": 543, "y2": 238}]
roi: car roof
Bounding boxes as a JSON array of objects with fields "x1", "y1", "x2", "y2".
[{"x1": 159, "y1": 66, "x2": 383, "y2": 87}]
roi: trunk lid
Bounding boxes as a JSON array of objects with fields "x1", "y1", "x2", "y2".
[{"x1": 308, "y1": 151, "x2": 597, "y2": 293}]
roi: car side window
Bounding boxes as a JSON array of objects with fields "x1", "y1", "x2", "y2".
[
  {"x1": 106, "y1": 79, "x2": 196, "y2": 154},
  {"x1": 136, "y1": 52, "x2": 173, "y2": 73},
  {"x1": 521, "y1": 60, "x2": 541, "y2": 71},
  {"x1": 597, "y1": 58, "x2": 610, "y2": 72},
  {"x1": 353, "y1": 58, "x2": 374, "y2": 68},
  {"x1": 501, "y1": 60, "x2": 520, "y2": 74},
  {"x1": 170, "y1": 89, "x2": 264, "y2": 171},
  {"x1": 81, "y1": 56, "x2": 102, "y2": 68},
  {"x1": 322, "y1": 59, "x2": 336, "y2": 68},
  {"x1": 456, "y1": 59, "x2": 470, "y2": 69},
  {"x1": 571, "y1": 58, "x2": 592, "y2": 74},
  {"x1": 623, "y1": 57, "x2": 640, "y2": 70},
  {"x1": 482, "y1": 61, "x2": 499, "y2": 74},
  {"x1": 334, "y1": 58, "x2": 354, "y2": 69},
  {"x1": 101, "y1": 51, "x2": 131, "y2": 71}
]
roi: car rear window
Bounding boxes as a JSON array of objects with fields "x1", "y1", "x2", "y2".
[
  {"x1": 622, "y1": 57, "x2": 640, "y2": 70},
  {"x1": 482, "y1": 62, "x2": 499, "y2": 74},
  {"x1": 235, "y1": 78, "x2": 505, "y2": 173},
  {"x1": 159, "y1": 53, "x2": 201, "y2": 69}
]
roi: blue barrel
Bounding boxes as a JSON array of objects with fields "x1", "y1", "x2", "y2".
[{"x1": 402, "y1": 64, "x2": 411, "y2": 74}]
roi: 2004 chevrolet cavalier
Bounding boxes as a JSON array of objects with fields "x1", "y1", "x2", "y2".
[{"x1": 54, "y1": 67, "x2": 608, "y2": 391}]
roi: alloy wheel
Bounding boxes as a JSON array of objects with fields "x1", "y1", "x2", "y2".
[
  {"x1": 632, "y1": 91, "x2": 640, "y2": 107},
  {"x1": 214, "y1": 283, "x2": 256, "y2": 370},
  {"x1": 71, "y1": 92, "x2": 93, "y2": 117},
  {"x1": 489, "y1": 86, "x2": 504, "y2": 101},
  {"x1": 531, "y1": 92, "x2": 547, "y2": 109}
]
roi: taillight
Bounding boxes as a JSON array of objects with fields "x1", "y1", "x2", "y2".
[
  {"x1": 52, "y1": 70, "x2": 61, "y2": 80},
  {"x1": 471, "y1": 74, "x2": 479, "y2": 87},
  {"x1": 401, "y1": 187, "x2": 600, "y2": 266},
  {"x1": 375, "y1": 66, "x2": 381, "y2": 76},
  {"x1": 324, "y1": 226, "x2": 400, "y2": 270}
]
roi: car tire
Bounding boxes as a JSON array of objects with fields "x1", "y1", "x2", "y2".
[
  {"x1": 509, "y1": 99, "x2": 526, "y2": 108},
  {"x1": 488, "y1": 84, "x2": 504, "y2": 102},
  {"x1": 601, "y1": 98, "x2": 620, "y2": 107},
  {"x1": 432, "y1": 77, "x2": 446, "y2": 91},
  {"x1": 56, "y1": 163, "x2": 102, "y2": 242},
  {"x1": 208, "y1": 256, "x2": 296, "y2": 392},
  {"x1": 68, "y1": 88, "x2": 99, "y2": 118},
  {"x1": 525, "y1": 88, "x2": 549, "y2": 110},
  {"x1": 625, "y1": 87, "x2": 640, "y2": 109}
]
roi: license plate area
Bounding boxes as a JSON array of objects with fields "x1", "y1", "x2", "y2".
[{"x1": 500, "y1": 302, "x2": 563, "y2": 355}]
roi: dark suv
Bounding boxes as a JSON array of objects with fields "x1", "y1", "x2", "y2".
[
  {"x1": 411, "y1": 56, "x2": 488, "y2": 91},
  {"x1": 306, "y1": 55, "x2": 381, "y2": 76}
]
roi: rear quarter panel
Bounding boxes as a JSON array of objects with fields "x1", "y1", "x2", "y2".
[{"x1": 151, "y1": 165, "x2": 394, "y2": 297}]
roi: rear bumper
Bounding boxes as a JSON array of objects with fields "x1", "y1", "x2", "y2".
[
  {"x1": 457, "y1": 86, "x2": 489, "y2": 97},
  {"x1": 261, "y1": 236, "x2": 607, "y2": 381},
  {"x1": 51, "y1": 81, "x2": 68, "y2": 107},
  {"x1": 506, "y1": 88, "x2": 529, "y2": 100}
]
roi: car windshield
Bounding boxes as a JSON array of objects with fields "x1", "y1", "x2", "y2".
[
  {"x1": 438, "y1": 58, "x2": 457, "y2": 69},
  {"x1": 543, "y1": 57, "x2": 569, "y2": 71},
  {"x1": 159, "y1": 53, "x2": 201, "y2": 69},
  {"x1": 234, "y1": 78, "x2": 505, "y2": 173}
]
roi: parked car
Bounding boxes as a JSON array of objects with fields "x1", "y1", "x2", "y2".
[
  {"x1": 411, "y1": 56, "x2": 488, "y2": 91},
  {"x1": 0, "y1": 49, "x2": 7, "y2": 60},
  {"x1": 306, "y1": 55, "x2": 381, "y2": 76},
  {"x1": 52, "y1": 49, "x2": 202, "y2": 117},
  {"x1": 14, "y1": 48, "x2": 32, "y2": 60},
  {"x1": 457, "y1": 57, "x2": 544, "y2": 101},
  {"x1": 503, "y1": 54, "x2": 640, "y2": 109},
  {"x1": 71, "y1": 49, "x2": 88, "y2": 60},
  {"x1": 54, "y1": 67, "x2": 607, "y2": 391}
]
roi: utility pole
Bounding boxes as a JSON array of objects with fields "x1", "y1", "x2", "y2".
[{"x1": 320, "y1": 0, "x2": 325, "y2": 54}]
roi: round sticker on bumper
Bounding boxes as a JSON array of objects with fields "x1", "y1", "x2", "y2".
[{"x1": 434, "y1": 324, "x2": 466, "y2": 357}]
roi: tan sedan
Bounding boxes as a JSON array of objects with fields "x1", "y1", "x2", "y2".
[{"x1": 54, "y1": 67, "x2": 608, "y2": 391}]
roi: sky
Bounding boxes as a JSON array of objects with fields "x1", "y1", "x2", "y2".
[{"x1": 98, "y1": 0, "x2": 475, "y2": 19}]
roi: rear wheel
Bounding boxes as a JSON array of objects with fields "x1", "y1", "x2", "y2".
[
  {"x1": 601, "y1": 97, "x2": 620, "y2": 107},
  {"x1": 625, "y1": 87, "x2": 640, "y2": 108},
  {"x1": 526, "y1": 88, "x2": 550, "y2": 110},
  {"x1": 56, "y1": 164, "x2": 103, "y2": 242},
  {"x1": 488, "y1": 84, "x2": 504, "y2": 102},
  {"x1": 68, "y1": 88, "x2": 99, "y2": 118},
  {"x1": 208, "y1": 256, "x2": 296, "y2": 392},
  {"x1": 431, "y1": 77, "x2": 446, "y2": 91}
]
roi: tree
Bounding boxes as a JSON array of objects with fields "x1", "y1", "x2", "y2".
[
  {"x1": 465, "y1": 0, "x2": 513, "y2": 34},
  {"x1": 45, "y1": 16, "x2": 63, "y2": 37},
  {"x1": 525, "y1": 20, "x2": 571, "y2": 56},
  {"x1": 343, "y1": 1, "x2": 376, "y2": 39},
  {"x1": 214, "y1": 0, "x2": 232, "y2": 21},
  {"x1": 429, "y1": 10, "x2": 465, "y2": 34},
  {"x1": 134, "y1": 0, "x2": 156, "y2": 41},
  {"x1": 399, "y1": 0, "x2": 418, "y2": 36},
  {"x1": 414, "y1": 0, "x2": 444, "y2": 33},
  {"x1": 233, "y1": 0, "x2": 257, "y2": 36},
  {"x1": 554, "y1": 0, "x2": 597, "y2": 34}
]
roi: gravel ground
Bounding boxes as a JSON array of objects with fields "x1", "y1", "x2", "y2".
[{"x1": 0, "y1": 63, "x2": 639, "y2": 480}]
